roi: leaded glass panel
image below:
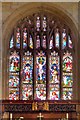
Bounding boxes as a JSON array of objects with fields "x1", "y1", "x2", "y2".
[
  {"x1": 9, "y1": 14, "x2": 74, "y2": 100},
  {"x1": 55, "y1": 29, "x2": 59, "y2": 48},
  {"x1": 23, "y1": 28, "x2": 27, "y2": 48},
  {"x1": 16, "y1": 28, "x2": 20, "y2": 48}
]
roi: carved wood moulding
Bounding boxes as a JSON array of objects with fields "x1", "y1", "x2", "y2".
[{"x1": 2, "y1": 101, "x2": 76, "y2": 112}]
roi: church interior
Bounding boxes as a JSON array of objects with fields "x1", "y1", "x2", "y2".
[{"x1": 1, "y1": 2, "x2": 80, "y2": 120}]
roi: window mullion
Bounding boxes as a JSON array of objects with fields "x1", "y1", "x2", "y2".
[
  {"x1": 46, "y1": 20, "x2": 50, "y2": 99},
  {"x1": 46, "y1": 51, "x2": 50, "y2": 100},
  {"x1": 19, "y1": 26, "x2": 23, "y2": 100},
  {"x1": 60, "y1": 27, "x2": 63, "y2": 99},
  {"x1": 33, "y1": 17, "x2": 36, "y2": 99},
  {"x1": 66, "y1": 27, "x2": 69, "y2": 48}
]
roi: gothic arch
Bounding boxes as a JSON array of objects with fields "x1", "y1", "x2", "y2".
[{"x1": 2, "y1": 3, "x2": 78, "y2": 100}]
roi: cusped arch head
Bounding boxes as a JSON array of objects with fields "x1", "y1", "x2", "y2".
[{"x1": 3, "y1": 2, "x2": 78, "y2": 52}]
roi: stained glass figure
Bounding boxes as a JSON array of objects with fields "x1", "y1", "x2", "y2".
[
  {"x1": 49, "y1": 36, "x2": 53, "y2": 49},
  {"x1": 22, "y1": 51, "x2": 33, "y2": 83},
  {"x1": 10, "y1": 36, "x2": 14, "y2": 48},
  {"x1": 16, "y1": 28, "x2": 20, "y2": 48},
  {"x1": 9, "y1": 76, "x2": 19, "y2": 87},
  {"x1": 62, "y1": 73, "x2": 73, "y2": 87},
  {"x1": 49, "y1": 84, "x2": 59, "y2": 100},
  {"x1": 36, "y1": 35, "x2": 40, "y2": 48},
  {"x1": 36, "y1": 51, "x2": 46, "y2": 84},
  {"x1": 29, "y1": 35, "x2": 33, "y2": 49},
  {"x1": 36, "y1": 16, "x2": 40, "y2": 31},
  {"x1": 43, "y1": 17, "x2": 47, "y2": 31},
  {"x1": 23, "y1": 28, "x2": 27, "y2": 48},
  {"x1": 68, "y1": 35, "x2": 73, "y2": 48},
  {"x1": 9, "y1": 88, "x2": 19, "y2": 100},
  {"x1": 62, "y1": 29, "x2": 67, "y2": 49},
  {"x1": 22, "y1": 84, "x2": 33, "y2": 100},
  {"x1": 49, "y1": 51, "x2": 60, "y2": 84},
  {"x1": 42, "y1": 35, "x2": 46, "y2": 48},
  {"x1": 63, "y1": 52, "x2": 72, "y2": 72},
  {"x1": 62, "y1": 88, "x2": 73, "y2": 100},
  {"x1": 28, "y1": 19, "x2": 31, "y2": 25},
  {"x1": 55, "y1": 29, "x2": 59, "y2": 48},
  {"x1": 9, "y1": 51, "x2": 20, "y2": 72},
  {"x1": 35, "y1": 84, "x2": 46, "y2": 100}
]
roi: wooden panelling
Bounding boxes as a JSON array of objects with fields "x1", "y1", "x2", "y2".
[
  {"x1": 12, "y1": 112, "x2": 77, "y2": 119},
  {"x1": 2, "y1": 100, "x2": 80, "y2": 119}
]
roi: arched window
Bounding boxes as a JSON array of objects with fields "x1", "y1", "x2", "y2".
[{"x1": 9, "y1": 13, "x2": 73, "y2": 100}]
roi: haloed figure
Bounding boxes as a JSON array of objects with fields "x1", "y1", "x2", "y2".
[{"x1": 38, "y1": 60, "x2": 46, "y2": 81}]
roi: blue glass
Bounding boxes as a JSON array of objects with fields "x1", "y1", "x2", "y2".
[
  {"x1": 62, "y1": 30, "x2": 66, "y2": 49},
  {"x1": 55, "y1": 29, "x2": 59, "y2": 48},
  {"x1": 10, "y1": 36, "x2": 14, "y2": 48},
  {"x1": 23, "y1": 28, "x2": 27, "y2": 48},
  {"x1": 9, "y1": 76, "x2": 19, "y2": 87}
]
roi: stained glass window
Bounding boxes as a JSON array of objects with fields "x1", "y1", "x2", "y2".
[
  {"x1": 49, "y1": 51, "x2": 60, "y2": 100},
  {"x1": 9, "y1": 14, "x2": 74, "y2": 100},
  {"x1": 36, "y1": 51, "x2": 46, "y2": 83},
  {"x1": 49, "y1": 51, "x2": 60, "y2": 84},
  {"x1": 23, "y1": 28, "x2": 27, "y2": 48},
  {"x1": 49, "y1": 36, "x2": 53, "y2": 49},
  {"x1": 55, "y1": 29, "x2": 59, "y2": 48},
  {"x1": 62, "y1": 88, "x2": 72, "y2": 100},
  {"x1": 10, "y1": 36, "x2": 14, "y2": 48},
  {"x1": 36, "y1": 35, "x2": 40, "y2": 48},
  {"x1": 16, "y1": 28, "x2": 20, "y2": 48},
  {"x1": 43, "y1": 17, "x2": 47, "y2": 31},
  {"x1": 22, "y1": 51, "x2": 33, "y2": 100},
  {"x1": 35, "y1": 51, "x2": 46, "y2": 100},
  {"x1": 29, "y1": 35, "x2": 33, "y2": 49},
  {"x1": 22, "y1": 84, "x2": 33, "y2": 100},
  {"x1": 9, "y1": 51, "x2": 20, "y2": 72},
  {"x1": 9, "y1": 76, "x2": 19, "y2": 87},
  {"x1": 36, "y1": 16, "x2": 40, "y2": 31},
  {"x1": 42, "y1": 35, "x2": 46, "y2": 48},
  {"x1": 22, "y1": 51, "x2": 33, "y2": 83},
  {"x1": 35, "y1": 84, "x2": 46, "y2": 100},
  {"x1": 9, "y1": 51, "x2": 20, "y2": 100},
  {"x1": 62, "y1": 51, "x2": 73, "y2": 100},
  {"x1": 62, "y1": 29, "x2": 67, "y2": 49},
  {"x1": 68, "y1": 35, "x2": 73, "y2": 48},
  {"x1": 49, "y1": 84, "x2": 60, "y2": 100}
]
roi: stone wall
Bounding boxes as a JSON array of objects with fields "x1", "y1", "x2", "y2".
[{"x1": 2, "y1": 2, "x2": 78, "y2": 29}]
